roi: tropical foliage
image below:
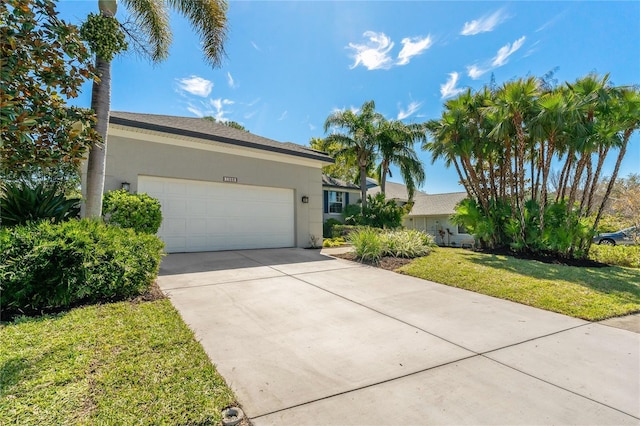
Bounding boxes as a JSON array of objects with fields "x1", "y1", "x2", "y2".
[
  {"x1": 0, "y1": 0, "x2": 98, "y2": 183},
  {"x1": 0, "y1": 219, "x2": 164, "y2": 320},
  {"x1": 322, "y1": 100, "x2": 426, "y2": 208},
  {"x1": 348, "y1": 228, "x2": 436, "y2": 263},
  {"x1": 82, "y1": 0, "x2": 228, "y2": 218},
  {"x1": 0, "y1": 181, "x2": 80, "y2": 227},
  {"x1": 341, "y1": 193, "x2": 406, "y2": 229},
  {"x1": 426, "y1": 74, "x2": 639, "y2": 258}
]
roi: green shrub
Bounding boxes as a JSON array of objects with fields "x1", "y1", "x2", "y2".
[
  {"x1": 333, "y1": 224, "x2": 377, "y2": 237},
  {"x1": 589, "y1": 245, "x2": 640, "y2": 268},
  {"x1": 348, "y1": 228, "x2": 384, "y2": 263},
  {"x1": 382, "y1": 229, "x2": 436, "y2": 258},
  {"x1": 0, "y1": 181, "x2": 80, "y2": 227},
  {"x1": 342, "y1": 203, "x2": 363, "y2": 225},
  {"x1": 362, "y1": 193, "x2": 405, "y2": 229},
  {"x1": 0, "y1": 219, "x2": 164, "y2": 320},
  {"x1": 103, "y1": 189, "x2": 162, "y2": 234},
  {"x1": 323, "y1": 218, "x2": 342, "y2": 238},
  {"x1": 322, "y1": 237, "x2": 346, "y2": 247},
  {"x1": 348, "y1": 228, "x2": 436, "y2": 263}
]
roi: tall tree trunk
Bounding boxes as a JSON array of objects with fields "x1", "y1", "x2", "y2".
[
  {"x1": 359, "y1": 156, "x2": 368, "y2": 211},
  {"x1": 379, "y1": 158, "x2": 389, "y2": 194},
  {"x1": 84, "y1": 56, "x2": 111, "y2": 218},
  {"x1": 593, "y1": 129, "x2": 632, "y2": 233},
  {"x1": 586, "y1": 145, "x2": 609, "y2": 216}
]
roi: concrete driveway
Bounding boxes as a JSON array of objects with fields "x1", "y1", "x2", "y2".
[{"x1": 158, "y1": 248, "x2": 640, "y2": 425}]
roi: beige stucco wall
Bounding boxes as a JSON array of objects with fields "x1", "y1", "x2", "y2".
[
  {"x1": 102, "y1": 128, "x2": 325, "y2": 248},
  {"x1": 404, "y1": 215, "x2": 474, "y2": 247}
]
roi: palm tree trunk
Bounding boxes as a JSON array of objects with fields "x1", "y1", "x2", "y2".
[
  {"x1": 84, "y1": 56, "x2": 111, "y2": 218},
  {"x1": 380, "y1": 158, "x2": 389, "y2": 194},
  {"x1": 586, "y1": 145, "x2": 609, "y2": 216},
  {"x1": 593, "y1": 129, "x2": 631, "y2": 233},
  {"x1": 360, "y1": 164, "x2": 368, "y2": 211}
]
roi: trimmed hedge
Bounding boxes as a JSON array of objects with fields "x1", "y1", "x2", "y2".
[
  {"x1": 103, "y1": 189, "x2": 162, "y2": 234},
  {"x1": 0, "y1": 219, "x2": 164, "y2": 320}
]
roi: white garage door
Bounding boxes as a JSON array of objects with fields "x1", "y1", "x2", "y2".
[{"x1": 138, "y1": 176, "x2": 295, "y2": 253}]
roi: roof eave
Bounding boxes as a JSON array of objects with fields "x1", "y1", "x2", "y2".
[{"x1": 109, "y1": 116, "x2": 334, "y2": 164}]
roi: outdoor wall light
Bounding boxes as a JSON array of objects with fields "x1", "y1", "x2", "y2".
[
  {"x1": 121, "y1": 181, "x2": 130, "y2": 192},
  {"x1": 301, "y1": 195, "x2": 309, "y2": 203}
]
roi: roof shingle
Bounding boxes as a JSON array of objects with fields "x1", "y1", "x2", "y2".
[{"x1": 109, "y1": 111, "x2": 333, "y2": 163}]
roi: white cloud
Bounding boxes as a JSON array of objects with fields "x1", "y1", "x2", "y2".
[
  {"x1": 347, "y1": 31, "x2": 395, "y2": 70},
  {"x1": 397, "y1": 35, "x2": 433, "y2": 65},
  {"x1": 440, "y1": 72, "x2": 465, "y2": 99},
  {"x1": 397, "y1": 101, "x2": 422, "y2": 120},
  {"x1": 467, "y1": 64, "x2": 489, "y2": 80},
  {"x1": 187, "y1": 105, "x2": 204, "y2": 117},
  {"x1": 208, "y1": 98, "x2": 234, "y2": 121},
  {"x1": 309, "y1": 123, "x2": 316, "y2": 131},
  {"x1": 492, "y1": 36, "x2": 526, "y2": 67},
  {"x1": 278, "y1": 111, "x2": 287, "y2": 121},
  {"x1": 227, "y1": 72, "x2": 237, "y2": 88},
  {"x1": 176, "y1": 75, "x2": 213, "y2": 97},
  {"x1": 251, "y1": 41, "x2": 260, "y2": 51},
  {"x1": 461, "y1": 9, "x2": 507, "y2": 36}
]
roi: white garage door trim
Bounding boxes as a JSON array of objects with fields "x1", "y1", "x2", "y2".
[{"x1": 138, "y1": 176, "x2": 295, "y2": 253}]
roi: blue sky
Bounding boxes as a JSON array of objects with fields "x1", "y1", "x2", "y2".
[{"x1": 58, "y1": 1, "x2": 639, "y2": 194}]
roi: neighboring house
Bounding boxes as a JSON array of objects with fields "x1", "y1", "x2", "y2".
[
  {"x1": 322, "y1": 175, "x2": 360, "y2": 222},
  {"x1": 367, "y1": 181, "x2": 428, "y2": 206},
  {"x1": 404, "y1": 192, "x2": 474, "y2": 247},
  {"x1": 93, "y1": 111, "x2": 333, "y2": 253}
]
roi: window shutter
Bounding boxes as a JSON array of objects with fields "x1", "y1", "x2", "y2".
[
  {"x1": 323, "y1": 190, "x2": 328, "y2": 213},
  {"x1": 345, "y1": 192, "x2": 349, "y2": 206}
]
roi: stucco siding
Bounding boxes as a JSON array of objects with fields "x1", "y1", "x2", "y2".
[{"x1": 404, "y1": 214, "x2": 474, "y2": 247}]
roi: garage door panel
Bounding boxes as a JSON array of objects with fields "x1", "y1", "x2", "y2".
[{"x1": 138, "y1": 176, "x2": 295, "y2": 253}]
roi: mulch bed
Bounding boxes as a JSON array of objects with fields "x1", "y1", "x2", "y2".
[
  {"x1": 132, "y1": 280, "x2": 167, "y2": 303},
  {"x1": 471, "y1": 246, "x2": 609, "y2": 268},
  {"x1": 332, "y1": 252, "x2": 414, "y2": 271},
  {"x1": 332, "y1": 246, "x2": 609, "y2": 269}
]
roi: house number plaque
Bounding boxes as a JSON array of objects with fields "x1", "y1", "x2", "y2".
[{"x1": 223, "y1": 176, "x2": 238, "y2": 183}]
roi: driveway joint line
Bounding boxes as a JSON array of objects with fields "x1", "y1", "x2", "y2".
[
  {"x1": 249, "y1": 352, "x2": 480, "y2": 421},
  {"x1": 480, "y1": 353, "x2": 640, "y2": 420},
  {"x1": 160, "y1": 273, "x2": 287, "y2": 291}
]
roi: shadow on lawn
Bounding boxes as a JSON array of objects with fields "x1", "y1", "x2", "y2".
[{"x1": 461, "y1": 250, "x2": 640, "y2": 297}]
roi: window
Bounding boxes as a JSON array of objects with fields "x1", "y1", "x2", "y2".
[
  {"x1": 457, "y1": 224, "x2": 468, "y2": 234},
  {"x1": 329, "y1": 191, "x2": 344, "y2": 213}
]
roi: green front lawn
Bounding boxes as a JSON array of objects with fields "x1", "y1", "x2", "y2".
[
  {"x1": 0, "y1": 299, "x2": 236, "y2": 425},
  {"x1": 399, "y1": 248, "x2": 640, "y2": 321}
]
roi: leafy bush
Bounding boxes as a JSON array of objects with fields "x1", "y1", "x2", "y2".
[
  {"x1": 103, "y1": 189, "x2": 162, "y2": 234},
  {"x1": 362, "y1": 193, "x2": 405, "y2": 229},
  {"x1": 453, "y1": 197, "x2": 595, "y2": 259},
  {"x1": 589, "y1": 245, "x2": 640, "y2": 268},
  {"x1": 322, "y1": 237, "x2": 346, "y2": 247},
  {"x1": 342, "y1": 203, "x2": 362, "y2": 225},
  {"x1": 0, "y1": 181, "x2": 80, "y2": 227},
  {"x1": 341, "y1": 194, "x2": 405, "y2": 229},
  {"x1": 381, "y1": 229, "x2": 436, "y2": 258},
  {"x1": 0, "y1": 219, "x2": 164, "y2": 320},
  {"x1": 348, "y1": 228, "x2": 384, "y2": 263},
  {"x1": 348, "y1": 228, "x2": 435, "y2": 263},
  {"x1": 333, "y1": 224, "x2": 379, "y2": 237},
  {"x1": 323, "y1": 218, "x2": 343, "y2": 238}
]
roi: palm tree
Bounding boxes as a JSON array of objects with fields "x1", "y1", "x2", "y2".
[
  {"x1": 83, "y1": 0, "x2": 228, "y2": 217},
  {"x1": 488, "y1": 77, "x2": 540, "y2": 244},
  {"x1": 323, "y1": 100, "x2": 384, "y2": 210},
  {"x1": 376, "y1": 120, "x2": 426, "y2": 202}
]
